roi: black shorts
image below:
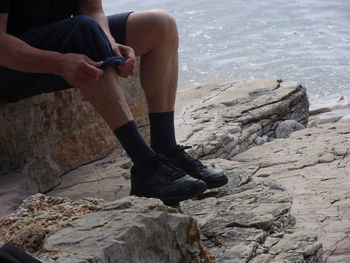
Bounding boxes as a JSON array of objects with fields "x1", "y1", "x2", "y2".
[{"x1": 0, "y1": 12, "x2": 133, "y2": 102}]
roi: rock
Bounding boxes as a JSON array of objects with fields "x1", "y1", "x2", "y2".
[
  {"x1": 0, "y1": 170, "x2": 35, "y2": 218},
  {"x1": 275, "y1": 120, "x2": 305, "y2": 139},
  {"x1": 309, "y1": 107, "x2": 332, "y2": 116},
  {"x1": 0, "y1": 77, "x2": 330, "y2": 262},
  {"x1": 0, "y1": 194, "x2": 102, "y2": 252},
  {"x1": 46, "y1": 149, "x2": 132, "y2": 202},
  {"x1": 42, "y1": 79, "x2": 309, "y2": 205},
  {"x1": 0, "y1": 73, "x2": 148, "y2": 193},
  {"x1": 0, "y1": 194, "x2": 215, "y2": 263},
  {"x1": 308, "y1": 104, "x2": 350, "y2": 127},
  {"x1": 175, "y1": 78, "x2": 309, "y2": 159},
  {"x1": 0, "y1": 78, "x2": 310, "y2": 217},
  {"x1": 233, "y1": 122, "x2": 350, "y2": 262},
  {"x1": 181, "y1": 172, "x2": 322, "y2": 263}
]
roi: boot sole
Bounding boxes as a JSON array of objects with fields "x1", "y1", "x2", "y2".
[
  {"x1": 206, "y1": 176, "x2": 229, "y2": 189},
  {"x1": 131, "y1": 180, "x2": 207, "y2": 206},
  {"x1": 162, "y1": 180, "x2": 207, "y2": 206}
]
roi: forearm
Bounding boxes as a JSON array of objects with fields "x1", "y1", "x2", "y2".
[{"x1": 0, "y1": 32, "x2": 63, "y2": 75}]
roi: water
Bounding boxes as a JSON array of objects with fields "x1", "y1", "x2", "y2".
[{"x1": 103, "y1": 0, "x2": 350, "y2": 109}]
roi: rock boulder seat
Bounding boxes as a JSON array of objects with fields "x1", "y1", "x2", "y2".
[{"x1": 0, "y1": 67, "x2": 148, "y2": 194}]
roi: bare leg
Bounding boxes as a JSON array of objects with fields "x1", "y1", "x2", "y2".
[
  {"x1": 125, "y1": 10, "x2": 179, "y2": 113},
  {"x1": 79, "y1": 67, "x2": 133, "y2": 131},
  {"x1": 79, "y1": 10, "x2": 179, "y2": 130},
  {"x1": 122, "y1": 10, "x2": 228, "y2": 190}
]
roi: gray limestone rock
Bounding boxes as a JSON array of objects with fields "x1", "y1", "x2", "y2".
[
  {"x1": 175, "y1": 78, "x2": 309, "y2": 160},
  {"x1": 181, "y1": 174, "x2": 322, "y2": 263},
  {"x1": 2, "y1": 78, "x2": 337, "y2": 263},
  {"x1": 0, "y1": 65, "x2": 148, "y2": 194},
  {"x1": 275, "y1": 120, "x2": 305, "y2": 139},
  {"x1": 233, "y1": 122, "x2": 350, "y2": 262},
  {"x1": 0, "y1": 194, "x2": 214, "y2": 263},
  {"x1": 1, "y1": 78, "x2": 310, "y2": 218}
]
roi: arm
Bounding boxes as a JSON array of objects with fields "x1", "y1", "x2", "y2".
[
  {"x1": 0, "y1": 13, "x2": 62, "y2": 75},
  {"x1": 78, "y1": 0, "x2": 136, "y2": 78},
  {"x1": 0, "y1": 13, "x2": 103, "y2": 89}
]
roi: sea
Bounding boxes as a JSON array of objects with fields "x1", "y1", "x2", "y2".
[{"x1": 103, "y1": 0, "x2": 350, "y2": 110}]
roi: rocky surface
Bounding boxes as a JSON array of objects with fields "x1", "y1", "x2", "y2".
[
  {"x1": 182, "y1": 171, "x2": 322, "y2": 262},
  {"x1": 175, "y1": 78, "x2": 309, "y2": 159},
  {"x1": 308, "y1": 103, "x2": 350, "y2": 127},
  {"x1": 0, "y1": 194, "x2": 214, "y2": 263},
  {"x1": 0, "y1": 78, "x2": 308, "y2": 217},
  {"x1": 46, "y1": 149, "x2": 132, "y2": 202},
  {"x1": 0, "y1": 194, "x2": 100, "y2": 253},
  {"x1": 178, "y1": 100, "x2": 350, "y2": 263},
  {"x1": 2, "y1": 78, "x2": 348, "y2": 262},
  {"x1": 42, "y1": 78, "x2": 309, "y2": 204},
  {"x1": 231, "y1": 122, "x2": 350, "y2": 263},
  {"x1": 0, "y1": 73, "x2": 148, "y2": 194}
]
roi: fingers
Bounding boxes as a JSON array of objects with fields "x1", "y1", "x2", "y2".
[
  {"x1": 111, "y1": 44, "x2": 136, "y2": 77},
  {"x1": 117, "y1": 60, "x2": 135, "y2": 78},
  {"x1": 124, "y1": 47, "x2": 136, "y2": 61},
  {"x1": 117, "y1": 46, "x2": 136, "y2": 78},
  {"x1": 83, "y1": 56, "x2": 104, "y2": 75},
  {"x1": 83, "y1": 63, "x2": 103, "y2": 78},
  {"x1": 78, "y1": 56, "x2": 103, "y2": 82},
  {"x1": 71, "y1": 58, "x2": 103, "y2": 87}
]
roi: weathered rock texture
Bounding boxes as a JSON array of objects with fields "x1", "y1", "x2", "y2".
[
  {"x1": 231, "y1": 122, "x2": 350, "y2": 263},
  {"x1": 0, "y1": 78, "x2": 309, "y2": 217},
  {"x1": 41, "y1": 79, "x2": 309, "y2": 203},
  {"x1": 46, "y1": 149, "x2": 132, "y2": 202},
  {"x1": 182, "y1": 171, "x2": 323, "y2": 262},
  {"x1": 0, "y1": 194, "x2": 215, "y2": 263},
  {"x1": 2, "y1": 78, "x2": 334, "y2": 263},
  {"x1": 0, "y1": 75, "x2": 148, "y2": 193},
  {"x1": 175, "y1": 78, "x2": 309, "y2": 159},
  {"x1": 308, "y1": 104, "x2": 350, "y2": 127}
]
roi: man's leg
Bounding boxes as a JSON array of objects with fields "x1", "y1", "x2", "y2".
[
  {"x1": 81, "y1": 66, "x2": 207, "y2": 205},
  {"x1": 0, "y1": 15, "x2": 207, "y2": 204},
  {"x1": 124, "y1": 10, "x2": 228, "y2": 189},
  {"x1": 79, "y1": 66, "x2": 156, "y2": 172},
  {"x1": 80, "y1": 67, "x2": 132, "y2": 131},
  {"x1": 125, "y1": 10, "x2": 178, "y2": 112},
  {"x1": 125, "y1": 10, "x2": 179, "y2": 156},
  {"x1": 69, "y1": 15, "x2": 207, "y2": 205}
]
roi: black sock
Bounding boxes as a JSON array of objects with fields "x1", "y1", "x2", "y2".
[
  {"x1": 114, "y1": 120, "x2": 154, "y2": 171},
  {"x1": 149, "y1": 111, "x2": 178, "y2": 156}
]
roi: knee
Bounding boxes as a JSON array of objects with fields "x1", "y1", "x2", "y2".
[
  {"x1": 71, "y1": 15, "x2": 98, "y2": 27},
  {"x1": 146, "y1": 9, "x2": 179, "y2": 46},
  {"x1": 66, "y1": 15, "x2": 112, "y2": 60},
  {"x1": 69, "y1": 15, "x2": 108, "y2": 41},
  {"x1": 70, "y1": 15, "x2": 103, "y2": 34}
]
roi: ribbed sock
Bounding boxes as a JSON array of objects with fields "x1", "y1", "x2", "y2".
[
  {"x1": 149, "y1": 111, "x2": 178, "y2": 156},
  {"x1": 114, "y1": 120, "x2": 154, "y2": 171}
]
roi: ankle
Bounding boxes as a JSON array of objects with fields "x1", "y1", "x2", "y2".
[{"x1": 113, "y1": 120, "x2": 155, "y2": 170}]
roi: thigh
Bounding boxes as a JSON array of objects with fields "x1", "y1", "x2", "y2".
[
  {"x1": 122, "y1": 10, "x2": 176, "y2": 57},
  {"x1": 21, "y1": 15, "x2": 114, "y2": 61}
]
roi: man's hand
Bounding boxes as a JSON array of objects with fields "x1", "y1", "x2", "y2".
[
  {"x1": 112, "y1": 43, "x2": 136, "y2": 78},
  {"x1": 58, "y1": 53, "x2": 104, "y2": 89}
]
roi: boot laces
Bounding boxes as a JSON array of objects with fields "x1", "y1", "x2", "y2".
[
  {"x1": 146, "y1": 154, "x2": 185, "y2": 181},
  {"x1": 177, "y1": 145, "x2": 206, "y2": 169}
]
